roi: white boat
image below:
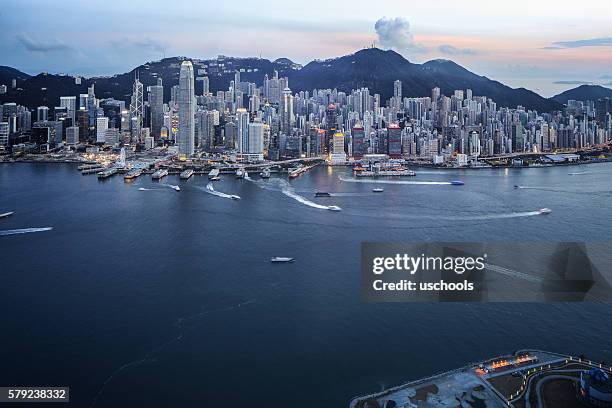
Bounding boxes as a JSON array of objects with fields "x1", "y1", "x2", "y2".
[
  {"x1": 327, "y1": 205, "x2": 342, "y2": 211},
  {"x1": 170, "y1": 185, "x2": 181, "y2": 191},
  {"x1": 236, "y1": 168, "x2": 245, "y2": 178},
  {"x1": 270, "y1": 257, "x2": 294, "y2": 263},
  {"x1": 180, "y1": 169, "x2": 194, "y2": 179},
  {"x1": 372, "y1": 188, "x2": 384, "y2": 193},
  {"x1": 208, "y1": 168, "x2": 220, "y2": 180},
  {"x1": 0, "y1": 211, "x2": 14, "y2": 219},
  {"x1": 229, "y1": 195, "x2": 241, "y2": 200},
  {"x1": 260, "y1": 167, "x2": 271, "y2": 178},
  {"x1": 539, "y1": 208, "x2": 552, "y2": 214},
  {"x1": 152, "y1": 169, "x2": 168, "y2": 179}
]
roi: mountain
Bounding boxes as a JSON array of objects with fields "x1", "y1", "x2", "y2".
[
  {"x1": 0, "y1": 48, "x2": 562, "y2": 112},
  {"x1": 0, "y1": 66, "x2": 31, "y2": 89},
  {"x1": 290, "y1": 49, "x2": 561, "y2": 112},
  {"x1": 551, "y1": 85, "x2": 612, "y2": 105}
]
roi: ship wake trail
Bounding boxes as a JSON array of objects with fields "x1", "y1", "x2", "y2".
[
  {"x1": 339, "y1": 176, "x2": 454, "y2": 185},
  {"x1": 89, "y1": 299, "x2": 255, "y2": 408},
  {"x1": 0, "y1": 227, "x2": 53, "y2": 236},
  {"x1": 247, "y1": 177, "x2": 338, "y2": 210},
  {"x1": 197, "y1": 183, "x2": 240, "y2": 200}
]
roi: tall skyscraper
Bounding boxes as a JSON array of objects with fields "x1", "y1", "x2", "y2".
[
  {"x1": 60, "y1": 96, "x2": 77, "y2": 123},
  {"x1": 129, "y1": 74, "x2": 144, "y2": 141},
  {"x1": 149, "y1": 78, "x2": 164, "y2": 140},
  {"x1": 248, "y1": 120, "x2": 264, "y2": 156},
  {"x1": 236, "y1": 108, "x2": 249, "y2": 155},
  {"x1": 178, "y1": 61, "x2": 195, "y2": 157}
]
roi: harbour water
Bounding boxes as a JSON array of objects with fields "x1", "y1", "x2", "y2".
[{"x1": 1, "y1": 162, "x2": 612, "y2": 407}]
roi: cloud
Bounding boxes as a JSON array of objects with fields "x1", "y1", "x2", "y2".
[
  {"x1": 374, "y1": 17, "x2": 428, "y2": 54},
  {"x1": 547, "y1": 37, "x2": 612, "y2": 48},
  {"x1": 110, "y1": 37, "x2": 168, "y2": 54},
  {"x1": 437, "y1": 44, "x2": 481, "y2": 56},
  {"x1": 16, "y1": 34, "x2": 73, "y2": 53},
  {"x1": 553, "y1": 80, "x2": 593, "y2": 85}
]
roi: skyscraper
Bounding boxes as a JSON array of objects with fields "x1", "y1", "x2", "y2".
[
  {"x1": 60, "y1": 96, "x2": 77, "y2": 123},
  {"x1": 236, "y1": 108, "x2": 249, "y2": 155},
  {"x1": 129, "y1": 74, "x2": 144, "y2": 141},
  {"x1": 149, "y1": 78, "x2": 164, "y2": 140},
  {"x1": 178, "y1": 61, "x2": 195, "y2": 158}
]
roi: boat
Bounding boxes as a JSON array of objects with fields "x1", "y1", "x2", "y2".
[
  {"x1": 260, "y1": 167, "x2": 271, "y2": 178},
  {"x1": 514, "y1": 185, "x2": 520, "y2": 189},
  {"x1": 0, "y1": 211, "x2": 14, "y2": 219},
  {"x1": 208, "y1": 168, "x2": 220, "y2": 180},
  {"x1": 356, "y1": 169, "x2": 416, "y2": 177},
  {"x1": 315, "y1": 192, "x2": 332, "y2": 197},
  {"x1": 327, "y1": 205, "x2": 342, "y2": 211},
  {"x1": 180, "y1": 169, "x2": 194, "y2": 180},
  {"x1": 372, "y1": 188, "x2": 384, "y2": 193},
  {"x1": 229, "y1": 195, "x2": 241, "y2": 200},
  {"x1": 97, "y1": 168, "x2": 118, "y2": 179},
  {"x1": 235, "y1": 168, "x2": 245, "y2": 178},
  {"x1": 270, "y1": 257, "x2": 294, "y2": 263},
  {"x1": 152, "y1": 169, "x2": 168, "y2": 179},
  {"x1": 450, "y1": 180, "x2": 464, "y2": 186},
  {"x1": 210, "y1": 176, "x2": 221, "y2": 181},
  {"x1": 169, "y1": 185, "x2": 181, "y2": 191},
  {"x1": 539, "y1": 208, "x2": 552, "y2": 214},
  {"x1": 81, "y1": 167, "x2": 104, "y2": 175},
  {"x1": 124, "y1": 168, "x2": 142, "y2": 181}
]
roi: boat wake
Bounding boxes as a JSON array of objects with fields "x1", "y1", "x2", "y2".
[
  {"x1": 339, "y1": 176, "x2": 458, "y2": 186},
  {"x1": 198, "y1": 183, "x2": 241, "y2": 200},
  {"x1": 248, "y1": 177, "x2": 340, "y2": 210},
  {"x1": 0, "y1": 227, "x2": 53, "y2": 236}
]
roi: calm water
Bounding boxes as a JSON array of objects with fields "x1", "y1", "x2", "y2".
[{"x1": 1, "y1": 162, "x2": 612, "y2": 407}]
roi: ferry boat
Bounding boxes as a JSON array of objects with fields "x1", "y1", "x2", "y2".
[
  {"x1": 170, "y1": 185, "x2": 181, "y2": 192},
  {"x1": 539, "y1": 208, "x2": 552, "y2": 214},
  {"x1": 260, "y1": 167, "x2": 271, "y2": 178},
  {"x1": 315, "y1": 192, "x2": 332, "y2": 197},
  {"x1": 0, "y1": 211, "x2": 14, "y2": 219},
  {"x1": 208, "y1": 168, "x2": 220, "y2": 180},
  {"x1": 123, "y1": 168, "x2": 142, "y2": 181},
  {"x1": 229, "y1": 195, "x2": 241, "y2": 200},
  {"x1": 235, "y1": 168, "x2": 245, "y2": 178},
  {"x1": 327, "y1": 205, "x2": 342, "y2": 212},
  {"x1": 180, "y1": 169, "x2": 194, "y2": 180},
  {"x1": 152, "y1": 169, "x2": 168, "y2": 179},
  {"x1": 372, "y1": 188, "x2": 384, "y2": 193},
  {"x1": 97, "y1": 168, "x2": 118, "y2": 179},
  {"x1": 356, "y1": 166, "x2": 416, "y2": 177},
  {"x1": 450, "y1": 180, "x2": 464, "y2": 186},
  {"x1": 270, "y1": 257, "x2": 294, "y2": 263}
]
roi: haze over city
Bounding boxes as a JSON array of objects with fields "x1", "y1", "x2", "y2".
[{"x1": 2, "y1": 0, "x2": 611, "y2": 96}]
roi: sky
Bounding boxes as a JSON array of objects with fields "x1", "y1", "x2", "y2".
[{"x1": 1, "y1": 0, "x2": 611, "y2": 97}]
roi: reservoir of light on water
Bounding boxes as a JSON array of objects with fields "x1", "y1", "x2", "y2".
[{"x1": 1, "y1": 162, "x2": 612, "y2": 407}]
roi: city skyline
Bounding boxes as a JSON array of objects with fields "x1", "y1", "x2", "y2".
[{"x1": 2, "y1": 0, "x2": 611, "y2": 97}]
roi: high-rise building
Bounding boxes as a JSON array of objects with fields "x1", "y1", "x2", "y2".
[
  {"x1": 96, "y1": 117, "x2": 108, "y2": 143},
  {"x1": 129, "y1": 74, "x2": 144, "y2": 140},
  {"x1": 66, "y1": 126, "x2": 79, "y2": 145},
  {"x1": 236, "y1": 108, "x2": 249, "y2": 154},
  {"x1": 37, "y1": 106, "x2": 49, "y2": 122},
  {"x1": 149, "y1": 78, "x2": 164, "y2": 140},
  {"x1": 280, "y1": 87, "x2": 293, "y2": 133},
  {"x1": 351, "y1": 124, "x2": 367, "y2": 158},
  {"x1": 387, "y1": 123, "x2": 402, "y2": 157},
  {"x1": 60, "y1": 96, "x2": 77, "y2": 123},
  {"x1": 248, "y1": 121, "x2": 264, "y2": 157},
  {"x1": 178, "y1": 61, "x2": 195, "y2": 157},
  {"x1": 0, "y1": 122, "x2": 9, "y2": 146}
]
